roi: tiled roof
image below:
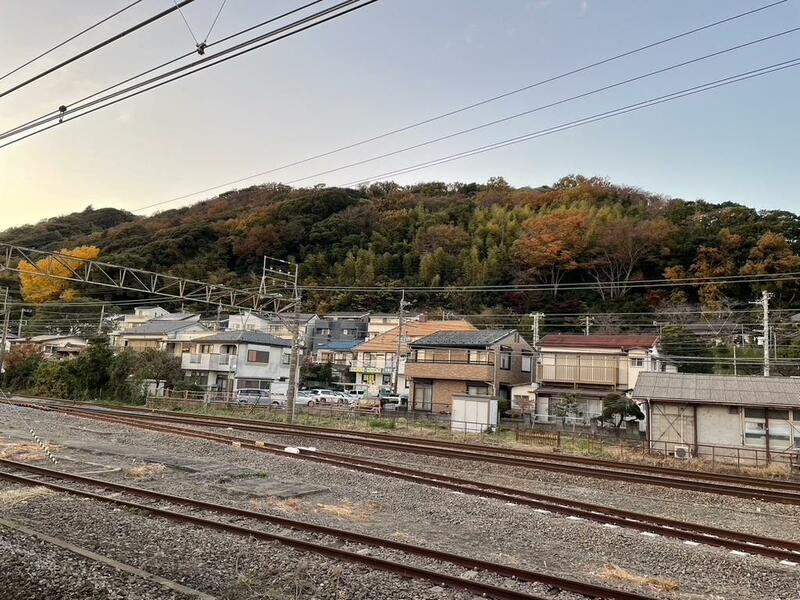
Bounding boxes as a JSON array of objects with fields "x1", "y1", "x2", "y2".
[
  {"x1": 355, "y1": 320, "x2": 477, "y2": 353},
  {"x1": 123, "y1": 319, "x2": 206, "y2": 335},
  {"x1": 538, "y1": 334, "x2": 658, "y2": 350},
  {"x1": 191, "y1": 330, "x2": 291, "y2": 347},
  {"x1": 410, "y1": 329, "x2": 515, "y2": 349},
  {"x1": 632, "y1": 372, "x2": 800, "y2": 407}
]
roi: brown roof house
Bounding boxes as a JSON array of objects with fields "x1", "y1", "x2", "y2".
[
  {"x1": 351, "y1": 319, "x2": 476, "y2": 396},
  {"x1": 406, "y1": 329, "x2": 535, "y2": 414},
  {"x1": 524, "y1": 333, "x2": 676, "y2": 425}
]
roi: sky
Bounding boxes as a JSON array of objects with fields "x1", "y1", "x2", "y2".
[{"x1": 0, "y1": 0, "x2": 799, "y2": 230}]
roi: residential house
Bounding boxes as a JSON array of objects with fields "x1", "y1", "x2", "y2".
[
  {"x1": 118, "y1": 314, "x2": 209, "y2": 355},
  {"x1": 305, "y1": 312, "x2": 368, "y2": 354},
  {"x1": 181, "y1": 330, "x2": 292, "y2": 395},
  {"x1": 227, "y1": 312, "x2": 318, "y2": 344},
  {"x1": 366, "y1": 313, "x2": 420, "y2": 340},
  {"x1": 109, "y1": 306, "x2": 174, "y2": 345},
  {"x1": 526, "y1": 334, "x2": 674, "y2": 423},
  {"x1": 633, "y1": 372, "x2": 800, "y2": 459},
  {"x1": 406, "y1": 330, "x2": 535, "y2": 414},
  {"x1": 315, "y1": 340, "x2": 360, "y2": 381},
  {"x1": 352, "y1": 319, "x2": 476, "y2": 396},
  {"x1": 27, "y1": 334, "x2": 89, "y2": 359}
]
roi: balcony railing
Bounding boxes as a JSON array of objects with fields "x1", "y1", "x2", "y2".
[
  {"x1": 181, "y1": 353, "x2": 236, "y2": 371},
  {"x1": 537, "y1": 363, "x2": 618, "y2": 386}
]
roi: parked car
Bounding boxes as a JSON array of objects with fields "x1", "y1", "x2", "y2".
[
  {"x1": 306, "y1": 389, "x2": 341, "y2": 404},
  {"x1": 380, "y1": 394, "x2": 408, "y2": 411},
  {"x1": 236, "y1": 388, "x2": 283, "y2": 406},
  {"x1": 295, "y1": 391, "x2": 318, "y2": 407}
]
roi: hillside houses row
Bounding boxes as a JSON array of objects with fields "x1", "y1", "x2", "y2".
[
  {"x1": 8, "y1": 305, "x2": 800, "y2": 455},
  {"x1": 8, "y1": 306, "x2": 675, "y2": 414}
]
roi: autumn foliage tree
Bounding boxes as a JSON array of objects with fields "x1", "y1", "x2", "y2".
[
  {"x1": 19, "y1": 246, "x2": 101, "y2": 303},
  {"x1": 512, "y1": 209, "x2": 591, "y2": 296},
  {"x1": 740, "y1": 232, "x2": 800, "y2": 293}
]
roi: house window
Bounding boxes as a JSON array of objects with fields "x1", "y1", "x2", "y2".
[
  {"x1": 382, "y1": 374, "x2": 391, "y2": 385},
  {"x1": 199, "y1": 344, "x2": 213, "y2": 354},
  {"x1": 282, "y1": 353, "x2": 291, "y2": 365},
  {"x1": 189, "y1": 354, "x2": 201, "y2": 364},
  {"x1": 315, "y1": 328, "x2": 331, "y2": 335},
  {"x1": 247, "y1": 350, "x2": 269, "y2": 363},
  {"x1": 238, "y1": 379, "x2": 271, "y2": 390},
  {"x1": 631, "y1": 358, "x2": 644, "y2": 368},
  {"x1": 413, "y1": 382, "x2": 433, "y2": 411},
  {"x1": 467, "y1": 384, "x2": 489, "y2": 396},
  {"x1": 521, "y1": 355, "x2": 532, "y2": 373},
  {"x1": 499, "y1": 352, "x2": 511, "y2": 370}
]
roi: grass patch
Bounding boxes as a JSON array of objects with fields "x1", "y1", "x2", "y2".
[
  {"x1": 124, "y1": 463, "x2": 168, "y2": 480},
  {"x1": 315, "y1": 501, "x2": 380, "y2": 522},
  {"x1": 251, "y1": 497, "x2": 304, "y2": 513},
  {"x1": 599, "y1": 564, "x2": 678, "y2": 592},
  {"x1": 0, "y1": 442, "x2": 56, "y2": 463},
  {"x1": 367, "y1": 419, "x2": 396, "y2": 430},
  {"x1": 0, "y1": 486, "x2": 54, "y2": 508}
]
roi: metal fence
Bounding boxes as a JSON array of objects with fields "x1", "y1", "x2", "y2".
[{"x1": 515, "y1": 428, "x2": 800, "y2": 470}]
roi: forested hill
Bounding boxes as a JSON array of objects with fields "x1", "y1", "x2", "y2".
[{"x1": 2, "y1": 175, "x2": 800, "y2": 315}]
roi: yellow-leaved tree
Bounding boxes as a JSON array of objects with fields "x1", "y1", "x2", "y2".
[{"x1": 19, "y1": 246, "x2": 101, "y2": 303}]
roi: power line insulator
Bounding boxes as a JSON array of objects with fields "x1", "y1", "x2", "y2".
[
  {"x1": 196, "y1": 42, "x2": 206, "y2": 55},
  {"x1": 58, "y1": 105, "x2": 67, "y2": 123}
]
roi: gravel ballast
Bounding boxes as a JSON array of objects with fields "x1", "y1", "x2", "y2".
[{"x1": 2, "y1": 406, "x2": 800, "y2": 600}]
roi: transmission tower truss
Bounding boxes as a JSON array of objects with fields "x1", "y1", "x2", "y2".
[{"x1": 0, "y1": 244, "x2": 296, "y2": 314}]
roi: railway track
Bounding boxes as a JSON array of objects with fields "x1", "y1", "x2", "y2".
[
  {"x1": 0, "y1": 459, "x2": 655, "y2": 600},
  {"x1": 8, "y1": 401, "x2": 800, "y2": 565},
  {"x1": 34, "y1": 399, "x2": 800, "y2": 505}
]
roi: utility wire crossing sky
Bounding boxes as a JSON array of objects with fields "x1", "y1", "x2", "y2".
[{"x1": 0, "y1": 0, "x2": 798, "y2": 229}]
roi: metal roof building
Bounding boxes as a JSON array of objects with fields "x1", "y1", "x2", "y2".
[{"x1": 632, "y1": 372, "x2": 800, "y2": 461}]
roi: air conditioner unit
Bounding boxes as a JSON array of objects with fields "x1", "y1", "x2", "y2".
[{"x1": 673, "y1": 445, "x2": 692, "y2": 460}]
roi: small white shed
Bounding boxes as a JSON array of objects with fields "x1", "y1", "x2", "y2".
[{"x1": 451, "y1": 393, "x2": 498, "y2": 434}]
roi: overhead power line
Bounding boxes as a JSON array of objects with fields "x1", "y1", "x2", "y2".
[
  {"x1": 0, "y1": 0, "x2": 198, "y2": 99},
  {"x1": 300, "y1": 268, "x2": 800, "y2": 293},
  {"x1": 0, "y1": 0, "x2": 146, "y2": 83},
  {"x1": 342, "y1": 57, "x2": 800, "y2": 187},
  {"x1": 0, "y1": 0, "x2": 327, "y2": 143},
  {"x1": 124, "y1": 0, "x2": 791, "y2": 212},
  {"x1": 0, "y1": 0, "x2": 380, "y2": 148},
  {"x1": 273, "y1": 26, "x2": 800, "y2": 188}
]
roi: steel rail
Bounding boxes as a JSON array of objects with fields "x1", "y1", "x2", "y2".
[
  {"x1": 19, "y1": 404, "x2": 800, "y2": 563},
  {"x1": 44, "y1": 398, "x2": 800, "y2": 492},
  {"x1": 0, "y1": 468, "x2": 649, "y2": 600},
  {"x1": 56, "y1": 403, "x2": 800, "y2": 503}
]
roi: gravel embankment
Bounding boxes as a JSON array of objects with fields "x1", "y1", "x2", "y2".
[
  {"x1": 226, "y1": 426, "x2": 800, "y2": 541},
  {"x1": 0, "y1": 522, "x2": 192, "y2": 600},
  {"x1": 2, "y1": 407, "x2": 800, "y2": 600}
]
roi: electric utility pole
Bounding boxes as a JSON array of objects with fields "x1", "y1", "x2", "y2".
[
  {"x1": 393, "y1": 289, "x2": 411, "y2": 394},
  {"x1": 751, "y1": 291, "x2": 773, "y2": 377},
  {"x1": 584, "y1": 316, "x2": 593, "y2": 336},
  {"x1": 0, "y1": 288, "x2": 9, "y2": 375},
  {"x1": 529, "y1": 312, "x2": 544, "y2": 347},
  {"x1": 261, "y1": 256, "x2": 302, "y2": 423}
]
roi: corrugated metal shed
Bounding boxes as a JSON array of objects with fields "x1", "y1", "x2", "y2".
[{"x1": 633, "y1": 372, "x2": 800, "y2": 407}]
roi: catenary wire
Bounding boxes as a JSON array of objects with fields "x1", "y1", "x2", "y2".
[
  {"x1": 341, "y1": 57, "x2": 800, "y2": 187},
  {"x1": 0, "y1": 0, "x2": 146, "y2": 83},
  {"x1": 0, "y1": 0, "x2": 198, "y2": 99},
  {"x1": 0, "y1": 0, "x2": 380, "y2": 149},
  {"x1": 125, "y1": 0, "x2": 793, "y2": 212},
  {"x1": 273, "y1": 27, "x2": 800, "y2": 188},
  {"x1": 0, "y1": 0, "x2": 327, "y2": 142}
]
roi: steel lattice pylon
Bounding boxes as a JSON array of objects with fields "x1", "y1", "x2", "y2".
[{"x1": 0, "y1": 243, "x2": 296, "y2": 314}]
